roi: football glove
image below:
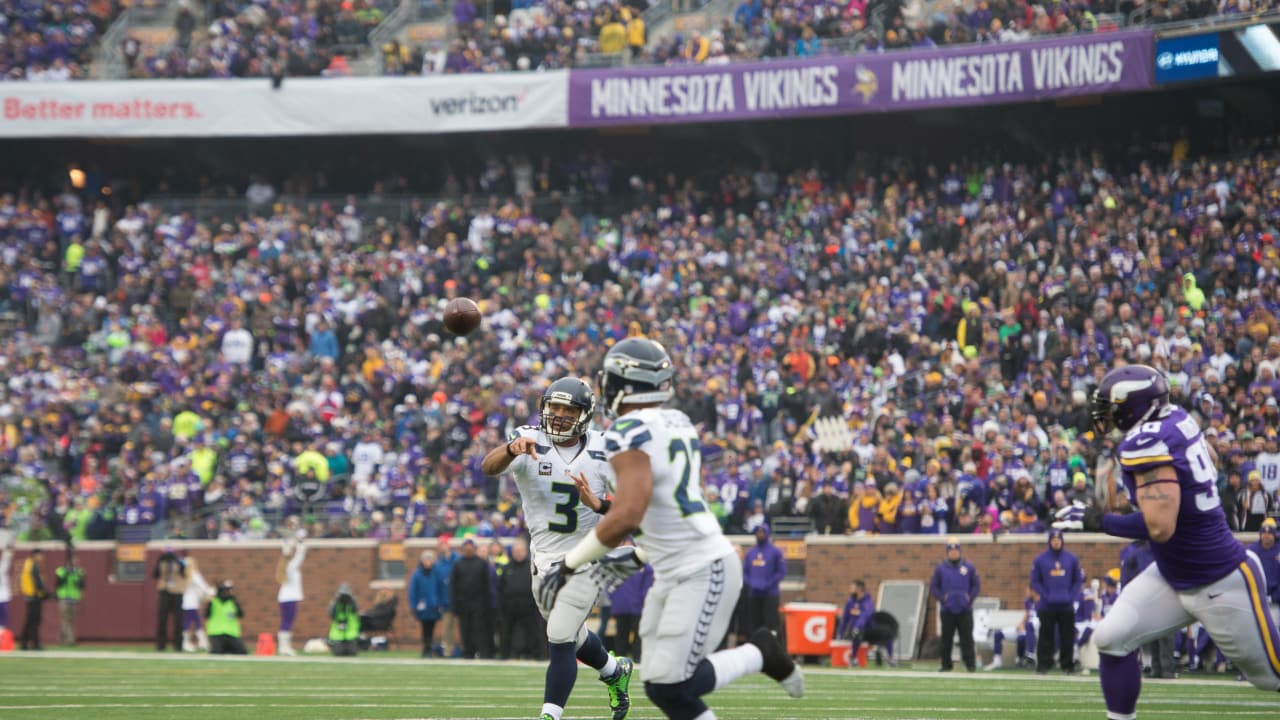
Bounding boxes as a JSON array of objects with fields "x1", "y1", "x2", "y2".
[
  {"x1": 588, "y1": 546, "x2": 646, "y2": 594},
  {"x1": 1052, "y1": 501, "x2": 1102, "y2": 532},
  {"x1": 538, "y1": 561, "x2": 573, "y2": 610}
]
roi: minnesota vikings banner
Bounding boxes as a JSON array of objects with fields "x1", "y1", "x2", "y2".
[{"x1": 568, "y1": 30, "x2": 1153, "y2": 126}]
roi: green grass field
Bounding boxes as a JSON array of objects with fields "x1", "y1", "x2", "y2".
[{"x1": 0, "y1": 651, "x2": 1270, "y2": 719}]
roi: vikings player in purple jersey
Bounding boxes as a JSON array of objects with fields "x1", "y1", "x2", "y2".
[{"x1": 1054, "y1": 365, "x2": 1280, "y2": 719}]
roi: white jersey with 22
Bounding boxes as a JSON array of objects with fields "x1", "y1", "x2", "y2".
[{"x1": 601, "y1": 407, "x2": 734, "y2": 578}]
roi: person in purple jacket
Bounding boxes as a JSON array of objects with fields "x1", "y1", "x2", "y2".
[
  {"x1": 608, "y1": 559, "x2": 653, "y2": 662},
  {"x1": 742, "y1": 525, "x2": 786, "y2": 634},
  {"x1": 836, "y1": 579, "x2": 875, "y2": 641},
  {"x1": 930, "y1": 537, "x2": 980, "y2": 672},
  {"x1": 1055, "y1": 365, "x2": 1280, "y2": 718},
  {"x1": 1030, "y1": 528, "x2": 1083, "y2": 675}
]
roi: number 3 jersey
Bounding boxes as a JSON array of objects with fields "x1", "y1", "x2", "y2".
[
  {"x1": 1117, "y1": 405, "x2": 1244, "y2": 590},
  {"x1": 602, "y1": 408, "x2": 735, "y2": 579},
  {"x1": 507, "y1": 425, "x2": 612, "y2": 574}
]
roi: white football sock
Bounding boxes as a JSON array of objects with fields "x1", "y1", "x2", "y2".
[
  {"x1": 598, "y1": 654, "x2": 619, "y2": 679},
  {"x1": 541, "y1": 703, "x2": 564, "y2": 720},
  {"x1": 693, "y1": 711, "x2": 717, "y2": 720},
  {"x1": 707, "y1": 644, "x2": 764, "y2": 691}
]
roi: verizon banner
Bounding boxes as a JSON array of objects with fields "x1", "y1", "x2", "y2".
[{"x1": 0, "y1": 72, "x2": 569, "y2": 138}]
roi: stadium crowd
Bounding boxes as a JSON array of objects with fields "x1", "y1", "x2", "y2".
[
  {"x1": 389, "y1": 0, "x2": 1253, "y2": 76},
  {"x1": 0, "y1": 0, "x2": 123, "y2": 80},
  {"x1": 393, "y1": 0, "x2": 1099, "y2": 76},
  {"x1": 725, "y1": 0, "x2": 1239, "y2": 61},
  {"x1": 121, "y1": 0, "x2": 393, "y2": 79},
  {"x1": 1, "y1": 127, "x2": 1279, "y2": 546},
  {"x1": 4, "y1": 0, "x2": 1271, "y2": 80}
]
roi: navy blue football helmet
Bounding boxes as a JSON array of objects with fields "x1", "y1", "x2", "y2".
[
  {"x1": 1090, "y1": 364, "x2": 1170, "y2": 434},
  {"x1": 598, "y1": 337, "x2": 675, "y2": 418}
]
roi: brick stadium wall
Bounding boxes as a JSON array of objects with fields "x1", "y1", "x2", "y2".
[
  {"x1": 799, "y1": 534, "x2": 1133, "y2": 643},
  {"x1": 4, "y1": 533, "x2": 1255, "y2": 648},
  {"x1": 3, "y1": 540, "x2": 419, "y2": 648}
]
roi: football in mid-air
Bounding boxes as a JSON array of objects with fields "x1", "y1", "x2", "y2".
[{"x1": 443, "y1": 297, "x2": 482, "y2": 336}]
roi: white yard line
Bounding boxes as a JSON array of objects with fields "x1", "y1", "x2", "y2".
[
  {"x1": 0, "y1": 650, "x2": 547, "y2": 669},
  {"x1": 0, "y1": 650, "x2": 1247, "y2": 690}
]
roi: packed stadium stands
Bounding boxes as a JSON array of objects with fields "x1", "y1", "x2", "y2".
[
  {"x1": 1, "y1": 0, "x2": 1265, "y2": 79},
  {"x1": 394, "y1": 0, "x2": 1233, "y2": 75},
  {"x1": 121, "y1": 0, "x2": 397, "y2": 79},
  {"x1": 1, "y1": 0, "x2": 123, "y2": 80},
  {"x1": 1, "y1": 115, "x2": 1278, "y2": 544}
]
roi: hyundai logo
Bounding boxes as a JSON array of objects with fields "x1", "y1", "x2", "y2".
[{"x1": 1156, "y1": 52, "x2": 1174, "y2": 70}]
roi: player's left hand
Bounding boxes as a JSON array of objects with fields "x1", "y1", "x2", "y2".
[
  {"x1": 589, "y1": 546, "x2": 646, "y2": 594},
  {"x1": 570, "y1": 471, "x2": 602, "y2": 512},
  {"x1": 539, "y1": 561, "x2": 573, "y2": 610}
]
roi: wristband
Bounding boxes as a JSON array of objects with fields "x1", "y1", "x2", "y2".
[
  {"x1": 564, "y1": 529, "x2": 612, "y2": 571},
  {"x1": 597, "y1": 499, "x2": 612, "y2": 515},
  {"x1": 1101, "y1": 512, "x2": 1150, "y2": 540},
  {"x1": 505, "y1": 441, "x2": 517, "y2": 458}
]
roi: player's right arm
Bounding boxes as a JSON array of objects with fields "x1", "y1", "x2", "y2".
[
  {"x1": 560, "y1": 449, "x2": 653, "y2": 572},
  {"x1": 481, "y1": 430, "x2": 538, "y2": 476},
  {"x1": 1134, "y1": 465, "x2": 1180, "y2": 543}
]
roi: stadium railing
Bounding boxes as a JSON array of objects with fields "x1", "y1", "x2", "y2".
[
  {"x1": 1149, "y1": 6, "x2": 1280, "y2": 36},
  {"x1": 576, "y1": 51, "x2": 631, "y2": 68},
  {"x1": 96, "y1": 3, "x2": 142, "y2": 79},
  {"x1": 370, "y1": 0, "x2": 419, "y2": 74},
  {"x1": 141, "y1": 190, "x2": 658, "y2": 226},
  {"x1": 770, "y1": 515, "x2": 814, "y2": 537}
]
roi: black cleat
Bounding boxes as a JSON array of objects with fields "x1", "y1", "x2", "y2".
[{"x1": 749, "y1": 629, "x2": 804, "y2": 698}]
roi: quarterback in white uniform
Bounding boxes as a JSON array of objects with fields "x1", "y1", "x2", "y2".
[
  {"x1": 541, "y1": 338, "x2": 803, "y2": 720},
  {"x1": 481, "y1": 377, "x2": 634, "y2": 720}
]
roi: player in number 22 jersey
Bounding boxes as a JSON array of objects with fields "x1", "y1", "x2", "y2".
[
  {"x1": 540, "y1": 338, "x2": 803, "y2": 720},
  {"x1": 480, "y1": 377, "x2": 633, "y2": 720},
  {"x1": 1053, "y1": 364, "x2": 1280, "y2": 720}
]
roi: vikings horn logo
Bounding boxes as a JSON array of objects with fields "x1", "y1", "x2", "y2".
[{"x1": 853, "y1": 66, "x2": 878, "y2": 102}]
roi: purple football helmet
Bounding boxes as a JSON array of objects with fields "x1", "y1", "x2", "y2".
[{"x1": 1090, "y1": 364, "x2": 1170, "y2": 434}]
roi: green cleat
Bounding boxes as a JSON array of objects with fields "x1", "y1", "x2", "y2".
[
  {"x1": 538, "y1": 714, "x2": 555, "y2": 720},
  {"x1": 602, "y1": 655, "x2": 634, "y2": 720}
]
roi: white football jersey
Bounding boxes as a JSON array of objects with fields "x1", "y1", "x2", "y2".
[
  {"x1": 1256, "y1": 451, "x2": 1280, "y2": 495},
  {"x1": 602, "y1": 407, "x2": 734, "y2": 578},
  {"x1": 507, "y1": 425, "x2": 611, "y2": 573}
]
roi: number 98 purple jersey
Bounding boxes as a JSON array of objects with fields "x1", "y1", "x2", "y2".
[{"x1": 1117, "y1": 405, "x2": 1245, "y2": 590}]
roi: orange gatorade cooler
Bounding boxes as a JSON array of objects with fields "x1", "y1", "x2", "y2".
[
  {"x1": 830, "y1": 639, "x2": 853, "y2": 667},
  {"x1": 781, "y1": 602, "x2": 839, "y2": 656}
]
